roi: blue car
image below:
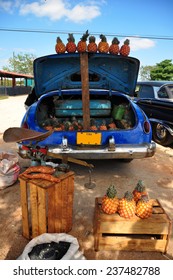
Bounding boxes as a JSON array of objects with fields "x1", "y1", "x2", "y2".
[{"x1": 20, "y1": 53, "x2": 156, "y2": 161}]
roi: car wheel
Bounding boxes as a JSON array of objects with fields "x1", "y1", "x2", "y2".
[{"x1": 152, "y1": 123, "x2": 173, "y2": 146}]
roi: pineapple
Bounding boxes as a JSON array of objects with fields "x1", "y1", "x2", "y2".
[
  {"x1": 136, "y1": 195, "x2": 153, "y2": 219},
  {"x1": 133, "y1": 180, "x2": 148, "y2": 202},
  {"x1": 90, "y1": 119, "x2": 97, "y2": 131},
  {"x1": 66, "y1": 33, "x2": 76, "y2": 53},
  {"x1": 118, "y1": 191, "x2": 136, "y2": 218},
  {"x1": 87, "y1": 35, "x2": 97, "y2": 53},
  {"x1": 109, "y1": 37, "x2": 120, "y2": 55},
  {"x1": 55, "y1": 37, "x2": 66, "y2": 54},
  {"x1": 102, "y1": 185, "x2": 119, "y2": 214},
  {"x1": 108, "y1": 118, "x2": 117, "y2": 130},
  {"x1": 99, "y1": 120, "x2": 107, "y2": 130},
  {"x1": 98, "y1": 34, "x2": 109, "y2": 53},
  {"x1": 120, "y1": 39, "x2": 130, "y2": 56},
  {"x1": 77, "y1": 30, "x2": 89, "y2": 53}
]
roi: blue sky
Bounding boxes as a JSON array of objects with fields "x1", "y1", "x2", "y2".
[{"x1": 0, "y1": 0, "x2": 173, "y2": 70}]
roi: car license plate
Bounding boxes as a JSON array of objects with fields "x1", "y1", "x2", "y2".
[{"x1": 77, "y1": 132, "x2": 101, "y2": 145}]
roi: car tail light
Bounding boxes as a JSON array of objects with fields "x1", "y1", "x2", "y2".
[
  {"x1": 143, "y1": 121, "x2": 150, "y2": 133},
  {"x1": 21, "y1": 121, "x2": 29, "y2": 129}
]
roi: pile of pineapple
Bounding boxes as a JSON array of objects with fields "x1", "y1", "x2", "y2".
[
  {"x1": 41, "y1": 117, "x2": 120, "y2": 131},
  {"x1": 55, "y1": 30, "x2": 130, "y2": 56},
  {"x1": 101, "y1": 180, "x2": 153, "y2": 219}
]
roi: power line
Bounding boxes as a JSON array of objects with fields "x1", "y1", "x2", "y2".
[{"x1": 0, "y1": 27, "x2": 173, "y2": 41}]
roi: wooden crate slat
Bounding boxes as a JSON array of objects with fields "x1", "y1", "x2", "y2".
[
  {"x1": 37, "y1": 187, "x2": 47, "y2": 235},
  {"x1": 19, "y1": 178, "x2": 30, "y2": 239},
  {"x1": 100, "y1": 219, "x2": 170, "y2": 235},
  {"x1": 47, "y1": 185, "x2": 56, "y2": 233},
  {"x1": 54, "y1": 181, "x2": 63, "y2": 232},
  {"x1": 67, "y1": 174, "x2": 74, "y2": 227},
  {"x1": 29, "y1": 183, "x2": 39, "y2": 238},
  {"x1": 98, "y1": 236, "x2": 167, "y2": 252}
]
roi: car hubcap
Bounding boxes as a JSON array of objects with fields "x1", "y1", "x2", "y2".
[{"x1": 156, "y1": 124, "x2": 167, "y2": 140}]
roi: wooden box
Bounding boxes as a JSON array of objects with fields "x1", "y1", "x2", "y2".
[
  {"x1": 94, "y1": 198, "x2": 172, "y2": 253},
  {"x1": 19, "y1": 171, "x2": 74, "y2": 239}
]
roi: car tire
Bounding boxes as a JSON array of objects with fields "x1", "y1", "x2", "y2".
[{"x1": 152, "y1": 123, "x2": 173, "y2": 146}]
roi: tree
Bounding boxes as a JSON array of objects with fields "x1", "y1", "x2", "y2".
[
  {"x1": 2, "y1": 52, "x2": 36, "y2": 75},
  {"x1": 150, "y1": 59, "x2": 173, "y2": 81},
  {"x1": 139, "y1": 65, "x2": 154, "y2": 81}
]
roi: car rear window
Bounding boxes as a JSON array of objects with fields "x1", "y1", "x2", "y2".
[{"x1": 138, "y1": 85, "x2": 155, "y2": 98}]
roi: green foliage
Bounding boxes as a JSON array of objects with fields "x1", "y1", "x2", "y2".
[
  {"x1": 150, "y1": 59, "x2": 173, "y2": 81},
  {"x1": 2, "y1": 52, "x2": 36, "y2": 75},
  {"x1": 139, "y1": 65, "x2": 154, "y2": 80}
]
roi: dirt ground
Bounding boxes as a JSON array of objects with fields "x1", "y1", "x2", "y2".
[{"x1": 0, "y1": 95, "x2": 173, "y2": 260}]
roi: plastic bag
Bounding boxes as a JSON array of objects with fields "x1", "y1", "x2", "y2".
[
  {"x1": 17, "y1": 233, "x2": 86, "y2": 260},
  {"x1": 0, "y1": 152, "x2": 20, "y2": 190}
]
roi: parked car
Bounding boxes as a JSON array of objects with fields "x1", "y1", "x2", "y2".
[
  {"x1": 135, "y1": 81, "x2": 173, "y2": 100},
  {"x1": 19, "y1": 53, "x2": 156, "y2": 161},
  {"x1": 136, "y1": 98, "x2": 173, "y2": 146}
]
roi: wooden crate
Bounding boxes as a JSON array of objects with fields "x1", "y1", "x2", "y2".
[
  {"x1": 19, "y1": 171, "x2": 74, "y2": 239},
  {"x1": 94, "y1": 197, "x2": 172, "y2": 253}
]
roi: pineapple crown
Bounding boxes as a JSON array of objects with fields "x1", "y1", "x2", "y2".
[
  {"x1": 135, "y1": 180, "x2": 146, "y2": 192},
  {"x1": 100, "y1": 34, "x2": 107, "y2": 42},
  {"x1": 112, "y1": 37, "x2": 120, "y2": 45},
  {"x1": 56, "y1": 36, "x2": 63, "y2": 43},
  {"x1": 106, "y1": 184, "x2": 117, "y2": 198},
  {"x1": 67, "y1": 33, "x2": 75, "y2": 42},
  {"x1": 89, "y1": 35, "x2": 96, "y2": 43},
  {"x1": 90, "y1": 118, "x2": 96, "y2": 125},
  {"x1": 139, "y1": 194, "x2": 149, "y2": 203},
  {"x1": 124, "y1": 191, "x2": 134, "y2": 201},
  {"x1": 124, "y1": 39, "x2": 130, "y2": 45},
  {"x1": 80, "y1": 30, "x2": 89, "y2": 41}
]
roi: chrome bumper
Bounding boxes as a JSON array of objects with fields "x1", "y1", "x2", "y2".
[{"x1": 48, "y1": 141, "x2": 156, "y2": 160}]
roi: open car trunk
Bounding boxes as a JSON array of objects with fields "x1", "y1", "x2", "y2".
[{"x1": 36, "y1": 91, "x2": 136, "y2": 134}]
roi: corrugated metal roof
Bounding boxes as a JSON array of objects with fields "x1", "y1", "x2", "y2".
[{"x1": 0, "y1": 70, "x2": 33, "y2": 79}]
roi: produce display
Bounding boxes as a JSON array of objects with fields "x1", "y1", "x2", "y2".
[
  {"x1": 40, "y1": 102, "x2": 134, "y2": 131},
  {"x1": 55, "y1": 30, "x2": 130, "y2": 56},
  {"x1": 101, "y1": 180, "x2": 153, "y2": 219}
]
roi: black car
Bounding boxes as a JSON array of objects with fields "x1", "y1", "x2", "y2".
[
  {"x1": 135, "y1": 81, "x2": 173, "y2": 100},
  {"x1": 136, "y1": 98, "x2": 173, "y2": 146}
]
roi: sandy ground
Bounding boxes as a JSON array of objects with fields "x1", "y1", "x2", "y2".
[{"x1": 0, "y1": 95, "x2": 173, "y2": 260}]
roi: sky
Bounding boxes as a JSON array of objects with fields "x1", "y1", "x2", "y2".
[{"x1": 0, "y1": 0, "x2": 173, "y2": 71}]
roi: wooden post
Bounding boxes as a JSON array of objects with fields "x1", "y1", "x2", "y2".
[{"x1": 80, "y1": 53, "x2": 90, "y2": 130}]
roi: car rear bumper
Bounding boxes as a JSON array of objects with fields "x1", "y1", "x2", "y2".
[{"x1": 48, "y1": 141, "x2": 156, "y2": 160}]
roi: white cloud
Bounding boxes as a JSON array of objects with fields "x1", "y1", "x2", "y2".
[
  {"x1": 19, "y1": 0, "x2": 101, "y2": 23},
  {"x1": 122, "y1": 37, "x2": 155, "y2": 51},
  {"x1": 0, "y1": 0, "x2": 21, "y2": 13}
]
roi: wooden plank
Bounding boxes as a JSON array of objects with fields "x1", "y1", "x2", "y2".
[
  {"x1": 100, "y1": 220, "x2": 169, "y2": 235},
  {"x1": 80, "y1": 52, "x2": 90, "y2": 130},
  {"x1": 66, "y1": 174, "x2": 74, "y2": 230},
  {"x1": 37, "y1": 187, "x2": 47, "y2": 235},
  {"x1": 47, "y1": 185, "x2": 55, "y2": 232},
  {"x1": 54, "y1": 181, "x2": 63, "y2": 232},
  {"x1": 98, "y1": 236, "x2": 167, "y2": 252},
  {"x1": 29, "y1": 182, "x2": 39, "y2": 238},
  {"x1": 61, "y1": 177, "x2": 69, "y2": 232},
  {"x1": 19, "y1": 178, "x2": 30, "y2": 239}
]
